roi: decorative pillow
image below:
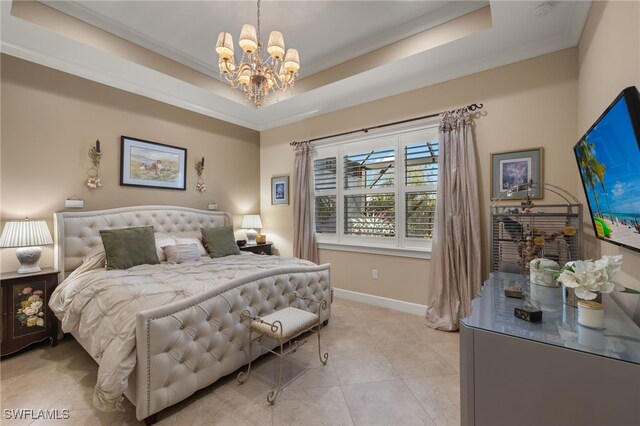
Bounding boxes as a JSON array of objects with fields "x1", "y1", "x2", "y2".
[
  {"x1": 162, "y1": 244, "x2": 201, "y2": 264},
  {"x1": 99, "y1": 226, "x2": 160, "y2": 270},
  {"x1": 155, "y1": 233, "x2": 176, "y2": 262},
  {"x1": 201, "y1": 226, "x2": 241, "y2": 258},
  {"x1": 174, "y1": 237, "x2": 207, "y2": 256}
]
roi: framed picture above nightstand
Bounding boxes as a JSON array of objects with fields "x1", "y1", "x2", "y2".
[
  {"x1": 239, "y1": 243, "x2": 273, "y2": 256},
  {"x1": 1, "y1": 268, "x2": 59, "y2": 356}
]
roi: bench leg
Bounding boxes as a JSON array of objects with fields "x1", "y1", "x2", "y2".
[
  {"x1": 237, "y1": 329, "x2": 253, "y2": 384},
  {"x1": 317, "y1": 320, "x2": 329, "y2": 365},
  {"x1": 267, "y1": 340, "x2": 285, "y2": 404}
]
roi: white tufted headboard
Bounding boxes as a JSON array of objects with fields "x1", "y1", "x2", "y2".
[{"x1": 54, "y1": 205, "x2": 232, "y2": 278}]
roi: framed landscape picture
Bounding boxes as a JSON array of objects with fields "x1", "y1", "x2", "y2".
[
  {"x1": 271, "y1": 175, "x2": 289, "y2": 205},
  {"x1": 491, "y1": 148, "x2": 543, "y2": 200},
  {"x1": 120, "y1": 136, "x2": 187, "y2": 190}
]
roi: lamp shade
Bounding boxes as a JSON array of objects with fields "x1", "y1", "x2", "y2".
[
  {"x1": 238, "y1": 24, "x2": 258, "y2": 53},
  {"x1": 242, "y1": 215, "x2": 263, "y2": 229},
  {"x1": 283, "y1": 48, "x2": 300, "y2": 74},
  {"x1": 0, "y1": 219, "x2": 53, "y2": 248},
  {"x1": 267, "y1": 31, "x2": 285, "y2": 59},
  {"x1": 238, "y1": 69, "x2": 251, "y2": 86},
  {"x1": 215, "y1": 32, "x2": 234, "y2": 61}
]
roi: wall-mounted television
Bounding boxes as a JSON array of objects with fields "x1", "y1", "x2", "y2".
[{"x1": 573, "y1": 86, "x2": 640, "y2": 253}]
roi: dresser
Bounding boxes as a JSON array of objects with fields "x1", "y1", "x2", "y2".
[
  {"x1": 460, "y1": 272, "x2": 640, "y2": 426},
  {"x1": 1, "y1": 268, "x2": 59, "y2": 356}
]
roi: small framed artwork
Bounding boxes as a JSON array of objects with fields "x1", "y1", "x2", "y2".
[
  {"x1": 120, "y1": 136, "x2": 187, "y2": 190},
  {"x1": 491, "y1": 148, "x2": 543, "y2": 200},
  {"x1": 271, "y1": 175, "x2": 289, "y2": 205}
]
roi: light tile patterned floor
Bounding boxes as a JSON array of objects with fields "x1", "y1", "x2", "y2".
[{"x1": 0, "y1": 297, "x2": 460, "y2": 425}]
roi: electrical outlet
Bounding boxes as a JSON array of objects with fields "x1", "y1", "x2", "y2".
[{"x1": 372, "y1": 269, "x2": 378, "y2": 280}]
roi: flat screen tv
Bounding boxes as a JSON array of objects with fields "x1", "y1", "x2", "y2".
[{"x1": 574, "y1": 86, "x2": 640, "y2": 253}]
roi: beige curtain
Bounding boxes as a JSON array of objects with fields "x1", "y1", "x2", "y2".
[
  {"x1": 425, "y1": 109, "x2": 482, "y2": 331},
  {"x1": 293, "y1": 142, "x2": 319, "y2": 263}
]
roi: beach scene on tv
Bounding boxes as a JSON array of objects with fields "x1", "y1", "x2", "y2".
[{"x1": 575, "y1": 96, "x2": 640, "y2": 251}]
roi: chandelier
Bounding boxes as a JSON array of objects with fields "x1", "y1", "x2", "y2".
[{"x1": 215, "y1": 0, "x2": 300, "y2": 108}]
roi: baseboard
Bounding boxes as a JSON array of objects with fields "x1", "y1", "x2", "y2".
[{"x1": 332, "y1": 288, "x2": 427, "y2": 316}]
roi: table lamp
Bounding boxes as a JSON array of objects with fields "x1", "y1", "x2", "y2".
[
  {"x1": 0, "y1": 218, "x2": 53, "y2": 274},
  {"x1": 242, "y1": 214, "x2": 262, "y2": 245}
]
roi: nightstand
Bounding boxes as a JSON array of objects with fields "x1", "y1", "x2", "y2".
[
  {"x1": 1, "y1": 268, "x2": 59, "y2": 356},
  {"x1": 239, "y1": 242, "x2": 273, "y2": 255}
]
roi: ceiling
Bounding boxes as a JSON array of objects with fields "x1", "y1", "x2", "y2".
[{"x1": 1, "y1": 1, "x2": 591, "y2": 131}]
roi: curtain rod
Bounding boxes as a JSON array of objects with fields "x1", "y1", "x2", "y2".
[{"x1": 290, "y1": 103, "x2": 483, "y2": 146}]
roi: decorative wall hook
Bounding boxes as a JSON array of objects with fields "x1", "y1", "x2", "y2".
[
  {"x1": 86, "y1": 139, "x2": 103, "y2": 190},
  {"x1": 195, "y1": 157, "x2": 206, "y2": 192}
]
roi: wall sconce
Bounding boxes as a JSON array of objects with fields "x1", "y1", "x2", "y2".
[
  {"x1": 195, "y1": 157, "x2": 206, "y2": 192},
  {"x1": 86, "y1": 139, "x2": 102, "y2": 190}
]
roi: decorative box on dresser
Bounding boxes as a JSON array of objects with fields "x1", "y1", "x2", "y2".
[
  {"x1": 1, "y1": 268, "x2": 58, "y2": 356},
  {"x1": 239, "y1": 242, "x2": 273, "y2": 255},
  {"x1": 460, "y1": 272, "x2": 640, "y2": 426}
]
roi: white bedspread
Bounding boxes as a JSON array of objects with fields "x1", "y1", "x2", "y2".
[{"x1": 49, "y1": 253, "x2": 315, "y2": 411}]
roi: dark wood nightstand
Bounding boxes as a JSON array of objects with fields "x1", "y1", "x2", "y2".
[
  {"x1": 1, "y1": 268, "x2": 59, "y2": 356},
  {"x1": 239, "y1": 242, "x2": 273, "y2": 255}
]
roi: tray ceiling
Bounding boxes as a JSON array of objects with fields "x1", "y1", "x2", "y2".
[{"x1": 1, "y1": 1, "x2": 591, "y2": 130}]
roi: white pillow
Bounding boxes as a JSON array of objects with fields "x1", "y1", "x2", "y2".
[
  {"x1": 155, "y1": 233, "x2": 176, "y2": 262},
  {"x1": 81, "y1": 244, "x2": 106, "y2": 270},
  {"x1": 162, "y1": 244, "x2": 201, "y2": 264},
  {"x1": 174, "y1": 237, "x2": 206, "y2": 256}
]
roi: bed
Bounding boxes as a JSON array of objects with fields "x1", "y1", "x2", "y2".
[{"x1": 50, "y1": 205, "x2": 331, "y2": 423}]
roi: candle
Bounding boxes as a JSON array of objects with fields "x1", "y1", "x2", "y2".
[
  {"x1": 201, "y1": 157, "x2": 205, "y2": 167},
  {"x1": 577, "y1": 300, "x2": 604, "y2": 329},
  {"x1": 96, "y1": 139, "x2": 101, "y2": 153}
]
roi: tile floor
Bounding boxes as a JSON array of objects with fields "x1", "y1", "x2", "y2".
[{"x1": 0, "y1": 297, "x2": 460, "y2": 425}]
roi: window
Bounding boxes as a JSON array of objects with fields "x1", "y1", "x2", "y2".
[{"x1": 313, "y1": 123, "x2": 439, "y2": 255}]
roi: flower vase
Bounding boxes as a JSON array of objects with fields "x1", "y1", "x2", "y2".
[{"x1": 562, "y1": 284, "x2": 602, "y2": 307}]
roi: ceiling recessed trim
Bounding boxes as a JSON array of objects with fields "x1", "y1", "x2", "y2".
[
  {"x1": 40, "y1": 0, "x2": 221, "y2": 79},
  {"x1": 3, "y1": 1, "x2": 593, "y2": 131}
]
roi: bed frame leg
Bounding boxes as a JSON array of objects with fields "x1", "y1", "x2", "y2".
[{"x1": 144, "y1": 414, "x2": 158, "y2": 425}]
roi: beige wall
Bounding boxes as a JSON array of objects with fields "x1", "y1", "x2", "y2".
[
  {"x1": 577, "y1": 0, "x2": 640, "y2": 320},
  {"x1": 261, "y1": 49, "x2": 579, "y2": 305},
  {"x1": 0, "y1": 55, "x2": 260, "y2": 273}
]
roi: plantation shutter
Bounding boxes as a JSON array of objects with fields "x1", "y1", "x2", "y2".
[
  {"x1": 314, "y1": 157, "x2": 337, "y2": 234},
  {"x1": 404, "y1": 141, "x2": 438, "y2": 239}
]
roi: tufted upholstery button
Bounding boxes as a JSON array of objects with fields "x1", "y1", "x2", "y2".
[
  {"x1": 164, "y1": 381, "x2": 170, "y2": 387},
  {"x1": 165, "y1": 347, "x2": 171, "y2": 352},
  {"x1": 179, "y1": 325, "x2": 185, "y2": 330}
]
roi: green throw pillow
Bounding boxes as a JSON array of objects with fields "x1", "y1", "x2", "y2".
[
  {"x1": 100, "y1": 226, "x2": 160, "y2": 270},
  {"x1": 201, "y1": 226, "x2": 241, "y2": 258}
]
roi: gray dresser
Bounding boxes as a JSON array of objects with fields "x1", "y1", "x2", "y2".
[{"x1": 460, "y1": 272, "x2": 640, "y2": 426}]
